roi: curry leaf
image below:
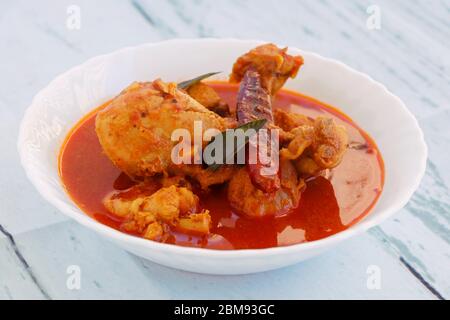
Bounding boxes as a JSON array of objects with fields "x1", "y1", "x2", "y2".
[
  {"x1": 178, "y1": 72, "x2": 221, "y2": 90},
  {"x1": 206, "y1": 119, "x2": 267, "y2": 171}
]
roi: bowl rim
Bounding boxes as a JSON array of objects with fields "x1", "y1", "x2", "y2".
[{"x1": 17, "y1": 38, "x2": 427, "y2": 257}]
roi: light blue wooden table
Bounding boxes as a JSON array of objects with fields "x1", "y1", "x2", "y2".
[{"x1": 0, "y1": 0, "x2": 449, "y2": 299}]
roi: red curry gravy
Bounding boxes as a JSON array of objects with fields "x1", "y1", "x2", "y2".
[{"x1": 59, "y1": 82, "x2": 384, "y2": 249}]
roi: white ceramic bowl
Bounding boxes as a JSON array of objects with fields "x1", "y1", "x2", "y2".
[{"x1": 18, "y1": 39, "x2": 427, "y2": 274}]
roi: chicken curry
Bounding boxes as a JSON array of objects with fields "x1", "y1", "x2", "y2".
[{"x1": 59, "y1": 44, "x2": 384, "y2": 249}]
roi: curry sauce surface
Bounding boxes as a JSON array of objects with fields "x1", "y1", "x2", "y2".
[{"x1": 59, "y1": 83, "x2": 384, "y2": 249}]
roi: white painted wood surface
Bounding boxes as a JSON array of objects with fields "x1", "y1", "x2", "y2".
[{"x1": 0, "y1": 0, "x2": 449, "y2": 299}]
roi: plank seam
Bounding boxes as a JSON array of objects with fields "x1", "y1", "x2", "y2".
[
  {"x1": 0, "y1": 224, "x2": 51, "y2": 300},
  {"x1": 131, "y1": 0, "x2": 155, "y2": 26},
  {"x1": 399, "y1": 257, "x2": 445, "y2": 300}
]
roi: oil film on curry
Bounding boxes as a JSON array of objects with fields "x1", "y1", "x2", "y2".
[{"x1": 59, "y1": 44, "x2": 384, "y2": 250}]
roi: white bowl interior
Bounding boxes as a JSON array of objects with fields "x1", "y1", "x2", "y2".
[{"x1": 18, "y1": 39, "x2": 426, "y2": 274}]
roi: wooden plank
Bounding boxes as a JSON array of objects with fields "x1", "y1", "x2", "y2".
[
  {"x1": 0, "y1": 233, "x2": 48, "y2": 299},
  {"x1": 0, "y1": 0, "x2": 448, "y2": 299},
  {"x1": 136, "y1": 0, "x2": 450, "y2": 297},
  {"x1": 13, "y1": 221, "x2": 434, "y2": 299},
  {"x1": 0, "y1": 0, "x2": 163, "y2": 234}
]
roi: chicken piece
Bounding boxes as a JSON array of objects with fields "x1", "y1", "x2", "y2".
[
  {"x1": 143, "y1": 222, "x2": 165, "y2": 241},
  {"x1": 293, "y1": 157, "x2": 321, "y2": 177},
  {"x1": 104, "y1": 184, "x2": 211, "y2": 241},
  {"x1": 230, "y1": 43, "x2": 303, "y2": 95},
  {"x1": 230, "y1": 44, "x2": 303, "y2": 193},
  {"x1": 171, "y1": 164, "x2": 236, "y2": 191},
  {"x1": 310, "y1": 117, "x2": 348, "y2": 169},
  {"x1": 187, "y1": 82, "x2": 231, "y2": 117},
  {"x1": 140, "y1": 185, "x2": 198, "y2": 224},
  {"x1": 104, "y1": 185, "x2": 197, "y2": 227},
  {"x1": 95, "y1": 80, "x2": 233, "y2": 180},
  {"x1": 187, "y1": 82, "x2": 222, "y2": 108},
  {"x1": 228, "y1": 160, "x2": 304, "y2": 218},
  {"x1": 178, "y1": 211, "x2": 212, "y2": 235},
  {"x1": 272, "y1": 108, "x2": 315, "y2": 145},
  {"x1": 274, "y1": 109, "x2": 312, "y2": 131},
  {"x1": 103, "y1": 183, "x2": 161, "y2": 217},
  {"x1": 279, "y1": 125, "x2": 315, "y2": 160},
  {"x1": 278, "y1": 113, "x2": 348, "y2": 176}
]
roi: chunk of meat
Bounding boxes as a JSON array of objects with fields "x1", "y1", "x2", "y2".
[
  {"x1": 231, "y1": 44, "x2": 303, "y2": 193},
  {"x1": 274, "y1": 109, "x2": 312, "y2": 131},
  {"x1": 227, "y1": 160, "x2": 304, "y2": 218},
  {"x1": 310, "y1": 117, "x2": 348, "y2": 169},
  {"x1": 170, "y1": 164, "x2": 236, "y2": 191},
  {"x1": 178, "y1": 211, "x2": 212, "y2": 235},
  {"x1": 104, "y1": 184, "x2": 211, "y2": 241},
  {"x1": 293, "y1": 156, "x2": 321, "y2": 177},
  {"x1": 95, "y1": 80, "x2": 233, "y2": 180},
  {"x1": 230, "y1": 43, "x2": 303, "y2": 95},
  {"x1": 187, "y1": 82, "x2": 231, "y2": 117},
  {"x1": 277, "y1": 113, "x2": 348, "y2": 176},
  {"x1": 103, "y1": 183, "x2": 161, "y2": 217},
  {"x1": 279, "y1": 125, "x2": 315, "y2": 160}
]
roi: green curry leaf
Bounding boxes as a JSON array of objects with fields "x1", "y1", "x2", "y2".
[
  {"x1": 178, "y1": 72, "x2": 222, "y2": 90},
  {"x1": 206, "y1": 119, "x2": 267, "y2": 171}
]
